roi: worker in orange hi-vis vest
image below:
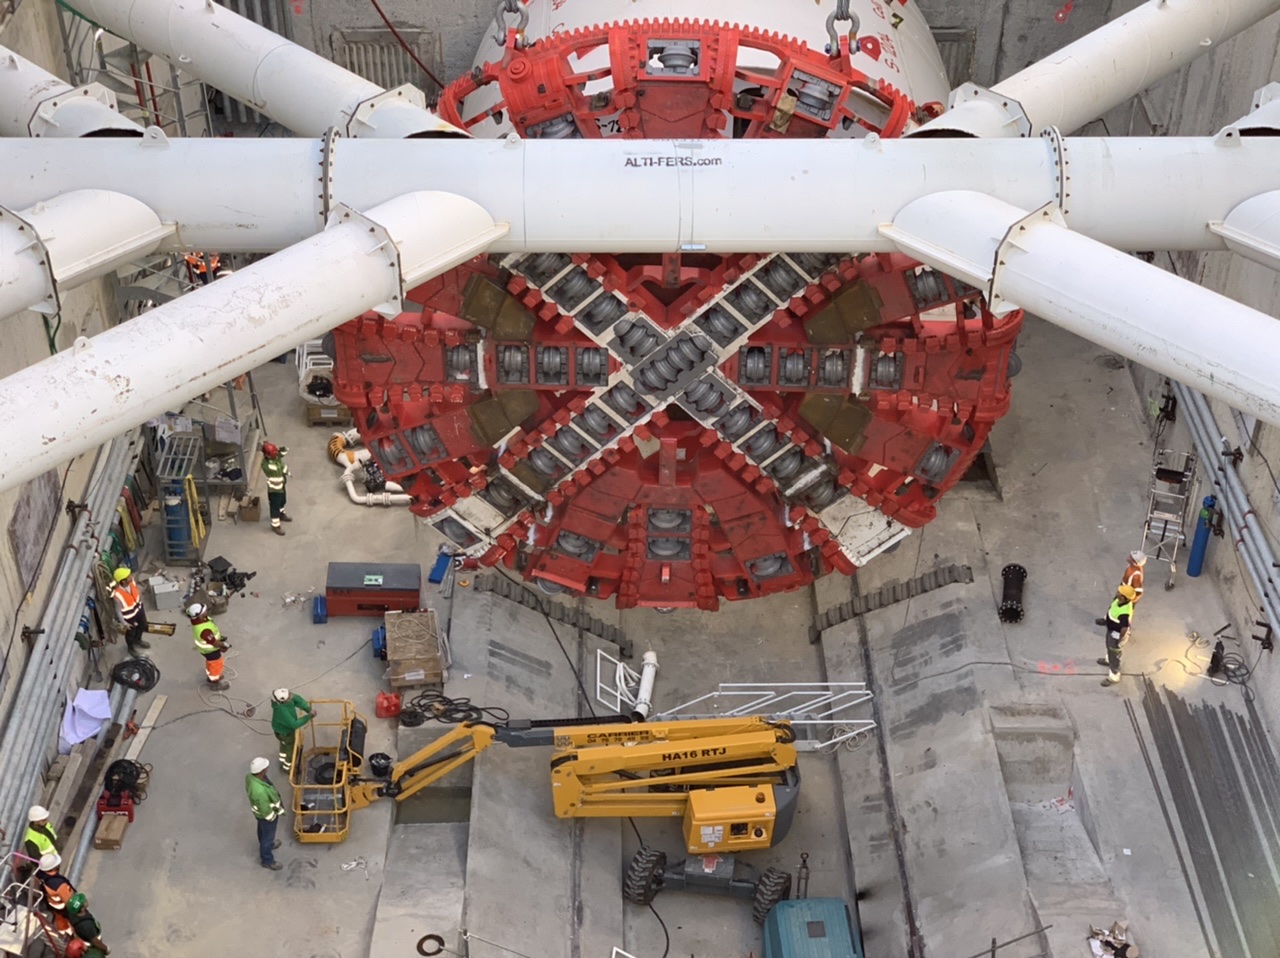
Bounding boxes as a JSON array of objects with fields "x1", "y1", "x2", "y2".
[
  {"x1": 1095, "y1": 550, "x2": 1148, "y2": 626},
  {"x1": 109, "y1": 567, "x2": 151, "y2": 655},
  {"x1": 1122, "y1": 550, "x2": 1147, "y2": 609},
  {"x1": 186, "y1": 602, "x2": 231, "y2": 691}
]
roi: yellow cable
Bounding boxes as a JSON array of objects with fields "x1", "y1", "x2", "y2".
[{"x1": 184, "y1": 474, "x2": 207, "y2": 544}]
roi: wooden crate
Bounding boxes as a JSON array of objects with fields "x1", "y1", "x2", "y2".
[
  {"x1": 385, "y1": 610, "x2": 446, "y2": 689},
  {"x1": 305, "y1": 403, "x2": 353, "y2": 427},
  {"x1": 93, "y1": 813, "x2": 130, "y2": 850}
]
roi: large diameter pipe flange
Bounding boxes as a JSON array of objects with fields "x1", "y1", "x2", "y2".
[
  {"x1": 29, "y1": 83, "x2": 143, "y2": 138},
  {"x1": 908, "y1": 83, "x2": 1031, "y2": 138},
  {"x1": 347, "y1": 85, "x2": 465, "y2": 139},
  {"x1": 0, "y1": 204, "x2": 58, "y2": 317},
  {"x1": 1210, "y1": 190, "x2": 1280, "y2": 271}
]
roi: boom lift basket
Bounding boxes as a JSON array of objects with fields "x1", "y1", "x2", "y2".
[{"x1": 290, "y1": 699, "x2": 368, "y2": 842}]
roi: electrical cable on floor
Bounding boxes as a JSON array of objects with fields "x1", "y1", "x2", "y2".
[
  {"x1": 111, "y1": 656, "x2": 161, "y2": 691},
  {"x1": 398, "y1": 689, "x2": 510, "y2": 728},
  {"x1": 539, "y1": 610, "x2": 669, "y2": 958},
  {"x1": 543, "y1": 615, "x2": 597, "y2": 718},
  {"x1": 158, "y1": 635, "x2": 372, "y2": 730},
  {"x1": 367, "y1": 0, "x2": 445, "y2": 90}
]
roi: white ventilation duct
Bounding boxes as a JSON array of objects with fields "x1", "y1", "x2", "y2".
[
  {"x1": 0, "y1": 191, "x2": 507, "y2": 492},
  {"x1": 912, "y1": 0, "x2": 1280, "y2": 137},
  {"x1": 64, "y1": 0, "x2": 464, "y2": 138}
]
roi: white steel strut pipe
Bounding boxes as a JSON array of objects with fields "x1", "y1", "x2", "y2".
[
  {"x1": 0, "y1": 45, "x2": 143, "y2": 138},
  {"x1": 2, "y1": 136, "x2": 1280, "y2": 254},
  {"x1": 0, "y1": 190, "x2": 173, "y2": 319},
  {"x1": 882, "y1": 190, "x2": 1280, "y2": 425},
  {"x1": 65, "y1": 0, "x2": 464, "y2": 139},
  {"x1": 912, "y1": 0, "x2": 1280, "y2": 138},
  {"x1": 0, "y1": 191, "x2": 507, "y2": 493},
  {"x1": 631, "y1": 651, "x2": 660, "y2": 721},
  {"x1": 1211, "y1": 190, "x2": 1280, "y2": 272}
]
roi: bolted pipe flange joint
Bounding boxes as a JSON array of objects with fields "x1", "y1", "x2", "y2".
[{"x1": 999, "y1": 563, "x2": 1028, "y2": 623}]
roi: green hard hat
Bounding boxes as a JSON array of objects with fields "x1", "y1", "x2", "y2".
[{"x1": 67, "y1": 892, "x2": 86, "y2": 914}]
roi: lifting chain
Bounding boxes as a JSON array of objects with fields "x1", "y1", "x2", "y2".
[{"x1": 826, "y1": 0, "x2": 861, "y2": 54}]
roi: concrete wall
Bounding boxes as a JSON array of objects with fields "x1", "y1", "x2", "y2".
[
  {"x1": 0, "y1": 1, "x2": 121, "y2": 717},
  {"x1": 1121, "y1": 15, "x2": 1280, "y2": 728},
  {"x1": 289, "y1": 0, "x2": 495, "y2": 93}
]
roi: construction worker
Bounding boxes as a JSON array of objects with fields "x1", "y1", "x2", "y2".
[
  {"x1": 66, "y1": 894, "x2": 110, "y2": 955},
  {"x1": 109, "y1": 567, "x2": 151, "y2": 655},
  {"x1": 1123, "y1": 550, "x2": 1147, "y2": 605},
  {"x1": 36, "y1": 852, "x2": 76, "y2": 928},
  {"x1": 271, "y1": 688, "x2": 314, "y2": 773},
  {"x1": 64, "y1": 941, "x2": 105, "y2": 958},
  {"x1": 1097, "y1": 584, "x2": 1138, "y2": 687},
  {"x1": 20, "y1": 805, "x2": 58, "y2": 880},
  {"x1": 260, "y1": 442, "x2": 292, "y2": 536},
  {"x1": 186, "y1": 602, "x2": 230, "y2": 691},
  {"x1": 246, "y1": 756, "x2": 285, "y2": 871},
  {"x1": 183, "y1": 251, "x2": 222, "y2": 285},
  {"x1": 1095, "y1": 551, "x2": 1148, "y2": 626}
]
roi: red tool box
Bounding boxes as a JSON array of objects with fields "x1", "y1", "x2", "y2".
[{"x1": 324, "y1": 562, "x2": 421, "y2": 617}]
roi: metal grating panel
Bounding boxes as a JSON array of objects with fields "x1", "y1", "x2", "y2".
[
  {"x1": 214, "y1": 0, "x2": 291, "y2": 129},
  {"x1": 931, "y1": 27, "x2": 976, "y2": 88},
  {"x1": 331, "y1": 29, "x2": 442, "y2": 91}
]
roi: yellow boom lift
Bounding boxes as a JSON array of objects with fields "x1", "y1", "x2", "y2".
[{"x1": 289, "y1": 700, "x2": 801, "y2": 918}]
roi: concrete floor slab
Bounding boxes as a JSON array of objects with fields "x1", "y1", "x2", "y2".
[{"x1": 370, "y1": 823, "x2": 467, "y2": 958}]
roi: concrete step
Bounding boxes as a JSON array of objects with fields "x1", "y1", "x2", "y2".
[
  {"x1": 450, "y1": 583, "x2": 623, "y2": 958},
  {"x1": 370, "y1": 823, "x2": 468, "y2": 958}
]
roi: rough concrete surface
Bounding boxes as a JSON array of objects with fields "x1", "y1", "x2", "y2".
[{"x1": 9, "y1": 3, "x2": 1276, "y2": 955}]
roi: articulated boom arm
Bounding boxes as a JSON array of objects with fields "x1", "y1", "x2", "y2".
[
  {"x1": 548, "y1": 719, "x2": 799, "y2": 819},
  {"x1": 348, "y1": 715, "x2": 797, "y2": 817}
]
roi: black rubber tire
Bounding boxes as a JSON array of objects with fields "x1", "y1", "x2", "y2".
[
  {"x1": 623, "y1": 846, "x2": 667, "y2": 905},
  {"x1": 751, "y1": 867, "x2": 793, "y2": 924}
]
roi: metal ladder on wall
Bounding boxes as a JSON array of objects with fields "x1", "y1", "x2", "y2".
[{"x1": 1142, "y1": 449, "x2": 1198, "y2": 590}]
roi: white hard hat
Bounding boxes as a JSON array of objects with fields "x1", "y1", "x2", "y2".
[
  {"x1": 185, "y1": 602, "x2": 206, "y2": 618},
  {"x1": 1129, "y1": 550, "x2": 1148, "y2": 566},
  {"x1": 272, "y1": 688, "x2": 290, "y2": 703},
  {"x1": 249, "y1": 757, "x2": 270, "y2": 774},
  {"x1": 38, "y1": 852, "x2": 61, "y2": 872},
  {"x1": 28, "y1": 805, "x2": 49, "y2": 823}
]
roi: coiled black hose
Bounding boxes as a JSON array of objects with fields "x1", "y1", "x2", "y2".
[
  {"x1": 400, "y1": 689, "x2": 510, "y2": 727},
  {"x1": 111, "y1": 657, "x2": 161, "y2": 691},
  {"x1": 104, "y1": 759, "x2": 151, "y2": 802}
]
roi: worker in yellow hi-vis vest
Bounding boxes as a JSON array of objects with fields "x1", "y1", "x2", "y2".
[{"x1": 1098, "y1": 585, "x2": 1137, "y2": 687}]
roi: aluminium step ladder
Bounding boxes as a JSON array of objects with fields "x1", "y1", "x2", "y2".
[{"x1": 1141, "y1": 449, "x2": 1197, "y2": 590}]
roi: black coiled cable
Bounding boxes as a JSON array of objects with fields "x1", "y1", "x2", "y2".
[
  {"x1": 111, "y1": 656, "x2": 161, "y2": 691},
  {"x1": 399, "y1": 689, "x2": 509, "y2": 727},
  {"x1": 104, "y1": 759, "x2": 152, "y2": 802}
]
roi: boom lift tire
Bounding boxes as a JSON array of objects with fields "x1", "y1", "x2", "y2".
[
  {"x1": 751, "y1": 867, "x2": 793, "y2": 924},
  {"x1": 623, "y1": 846, "x2": 668, "y2": 905}
]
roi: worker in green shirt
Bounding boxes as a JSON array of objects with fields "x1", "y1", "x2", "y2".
[
  {"x1": 245, "y1": 757, "x2": 285, "y2": 871},
  {"x1": 260, "y1": 442, "x2": 292, "y2": 536},
  {"x1": 271, "y1": 688, "x2": 314, "y2": 773}
]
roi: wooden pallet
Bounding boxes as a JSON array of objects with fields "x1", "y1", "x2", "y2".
[{"x1": 384, "y1": 610, "x2": 446, "y2": 689}]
